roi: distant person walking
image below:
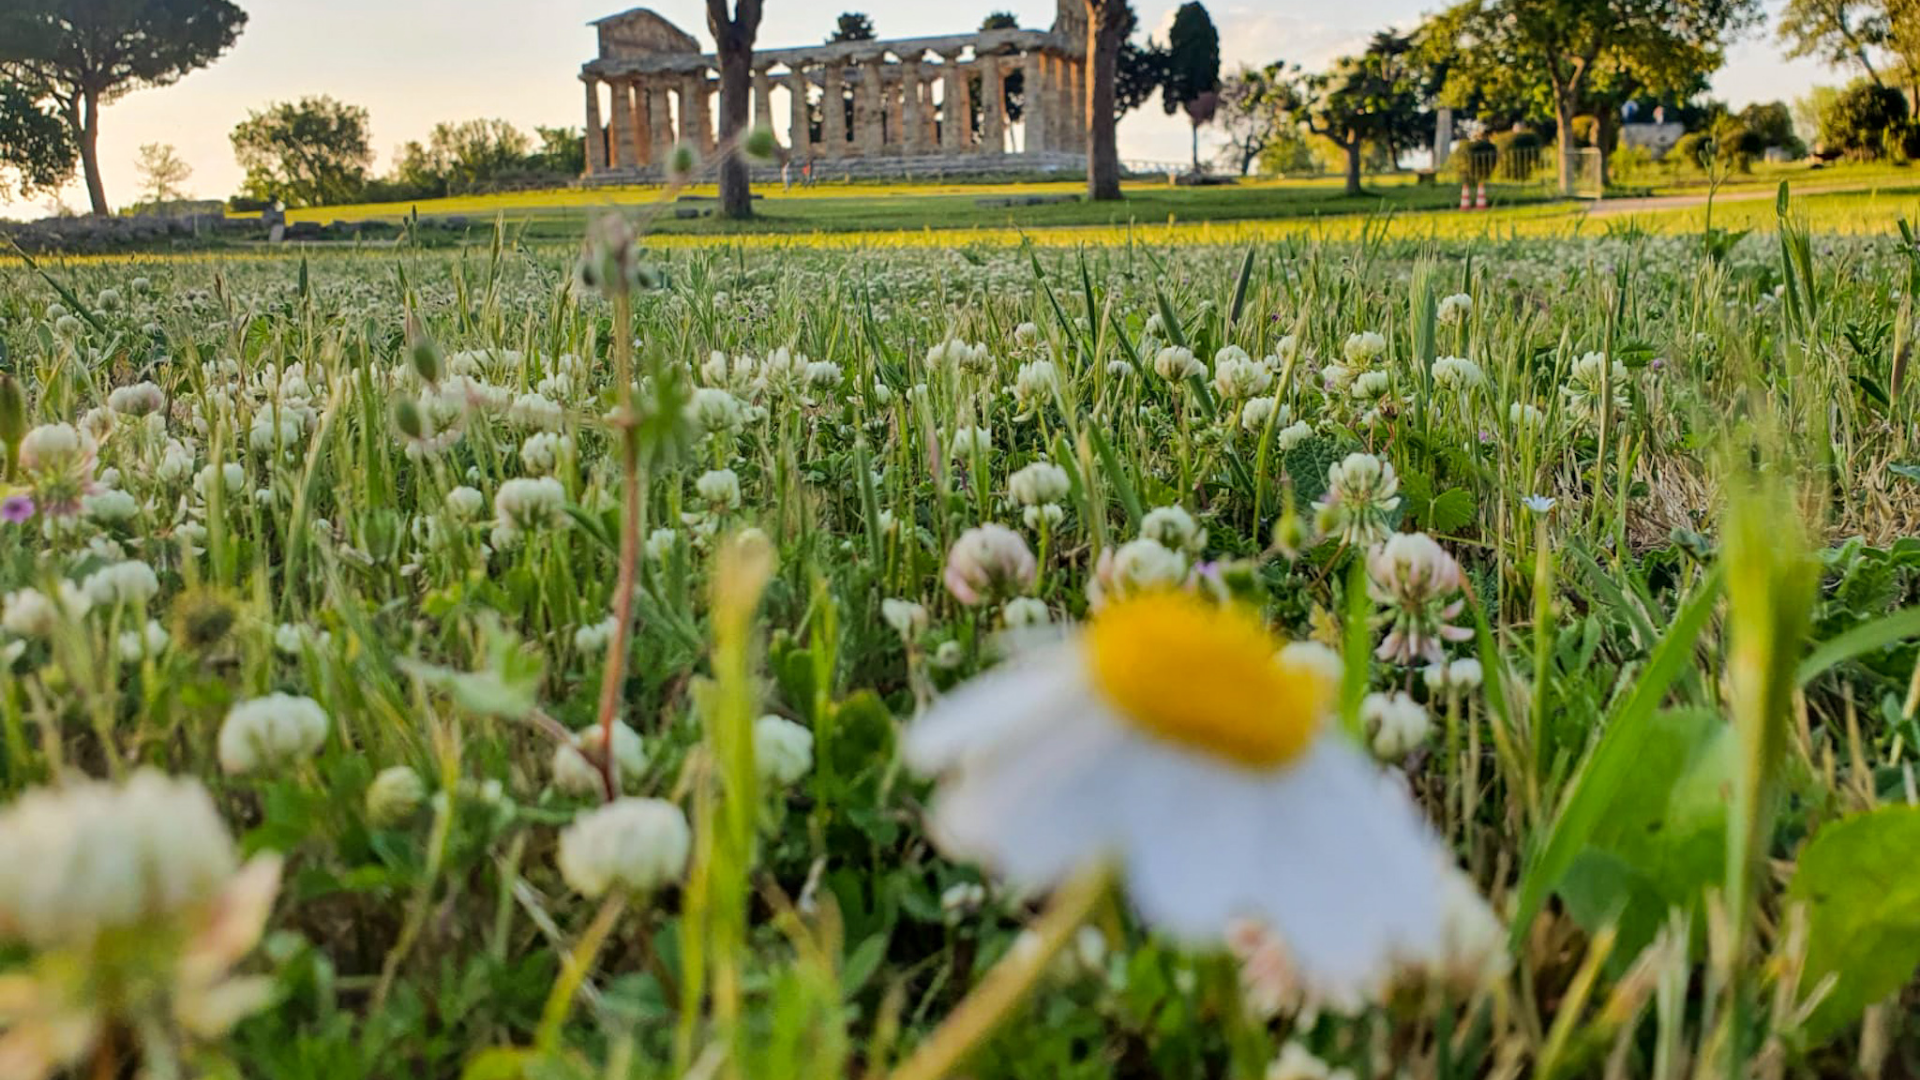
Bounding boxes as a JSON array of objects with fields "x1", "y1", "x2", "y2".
[
  {"x1": 801, "y1": 159, "x2": 815, "y2": 188},
  {"x1": 782, "y1": 158, "x2": 793, "y2": 192}
]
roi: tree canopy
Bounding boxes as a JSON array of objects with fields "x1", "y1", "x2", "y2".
[
  {"x1": 828, "y1": 12, "x2": 874, "y2": 43},
  {"x1": 0, "y1": 0, "x2": 247, "y2": 214},
  {"x1": 0, "y1": 78, "x2": 74, "y2": 202},
  {"x1": 230, "y1": 95, "x2": 373, "y2": 208}
]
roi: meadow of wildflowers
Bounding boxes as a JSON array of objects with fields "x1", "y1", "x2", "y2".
[{"x1": 1, "y1": 201, "x2": 1920, "y2": 1079}]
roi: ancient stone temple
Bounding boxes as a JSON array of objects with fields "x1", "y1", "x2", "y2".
[{"x1": 578, "y1": 4, "x2": 1088, "y2": 181}]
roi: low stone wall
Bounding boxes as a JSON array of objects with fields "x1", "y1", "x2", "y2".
[{"x1": 581, "y1": 149, "x2": 1088, "y2": 185}]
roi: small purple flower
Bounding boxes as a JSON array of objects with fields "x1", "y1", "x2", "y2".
[{"x1": 1, "y1": 495, "x2": 34, "y2": 524}]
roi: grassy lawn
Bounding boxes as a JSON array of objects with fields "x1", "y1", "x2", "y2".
[{"x1": 273, "y1": 172, "x2": 1555, "y2": 239}]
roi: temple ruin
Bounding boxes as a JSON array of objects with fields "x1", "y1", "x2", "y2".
[{"x1": 579, "y1": 4, "x2": 1088, "y2": 181}]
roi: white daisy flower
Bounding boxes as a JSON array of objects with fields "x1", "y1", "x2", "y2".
[{"x1": 903, "y1": 589, "x2": 1491, "y2": 1004}]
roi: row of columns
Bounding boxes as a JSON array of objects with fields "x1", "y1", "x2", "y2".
[{"x1": 584, "y1": 49, "x2": 1088, "y2": 175}]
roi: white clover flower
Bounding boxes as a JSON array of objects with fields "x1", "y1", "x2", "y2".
[
  {"x1": 555, "y1": 797, "x2": 691, "y2": 897},
  {"x1": 1022, "y1": 503, "x2": 1065, "y2": 530},
  {"x1": 1213, "y1": 349, "x2": 1274, "y2": 400},
  {"x1": 1152, "y1": 345, "x2": 1204, "y2": 382},
  {"x1": 1275, "y1": 420, "x2": 1314, "y2": 451},
  {"x1": 107, "y1": 381, "x2": 167, "y2": 417},
  {"x1": 1277, "y1": 640, "x2": 1343, "y2": 686},
  {"x1": 804, "y1": 360, "x2": 844, "y2": 390},
  {"x1": 83, "y1": 488, "x2": 140, "y2": 523},
  {"x1": 1562, "y1": 351, "x2": 1630, "y2": 424},
  {"x1": 551, "y1": 721, "x2": 649, "y2": 796},
  {"x1": 1106, "y1": 360, "x2": 1135, "y2": 379},
  {"x1": 645, "y1": 527, "x2": 678, "y2": 561},
  {"x1": 1320, "y1": 363, "x2": 1354, "y2": 393},
  {"x1": 0, "y1": 769, "x2": 241, "y2": 949},
  {"x1": 1140, "y1": 505, "x2": 1206, "y2": 555},
  {"x1": 687, "y1": 387, "x2": 745, "y2": 433},
  {"x1": 518, "y1": 431, "x2": 573, "y2": 475},
  {"x1": 82, "y1": 560, "x2": 160, "y2": 608},
  {"x1": 949, "y1": 425, "x2": 992, "y2": 459},
  {"x1": 1088, "y1": 538, "x2": 1188, "y2": 609},
  {"x1": 1430, "y1": 356, "x2": 1484, "y2": 391},
  {"x1": 1342, "y1": 331, "x2": 1387, "y2": 366},
  {"x1": 1013, "y1": 360, "x2": 1057, "y2": 409},
  {"x1": 1268, "y1": 1041, "x2": 1356, "y2": 1080},
  {"x1": 1009, "y1": 462, "x2": 1071, "y2": 507},
  {"x1": 1509, "y1": 402, "x2": 1545, "y2": 428},
  {"x1": 1362, "y1": 691, "x2": 1432, "y2": 760},
  {"x1": 926, "y1": 338, "x2": 991, "y2": 371},
  {"x1": 219, "y1": 692, "x2": 330, "y2": 775},
  {"x1": 943, "y1": 524, "x2": 1036, "y2": 607},
  {"x1": 1314, "y1": 453, "x2": 1401, "y2": 548},
  {"x1": 508, "y1": 392, "x2": 565, "y2": 429},
  {"x1": 574, "y1": 616, "x2": 618, "y2": 654},
  {"x1": 193, "y1": 462, "x2": 246, "y2": 500},
  {"x1": 1423, "y1": 657, "x2": 1484, "y2": 693},
  {"x1": 116, "y1": 619, "x2": 169, "y2": 662},
  {"x1": 248, "y1": 410, "x2": 303, "y2": 453},
  {"x1": 694, "y1": 468, "x2": 742, "y2": 510},
  {"x1": 365, "y1": 765, "x2": 427, "y2": 826},
  {"x1": 755, "y1": 714, "x2": 815, "y2": 786},
  {"x1": 882, "y1": 598, "x2": 929, "y2": 640},
  {"x1": 933, "y1": 639, "x2": 965, "y2": 668},
  {"x1": 19, "y1": 424, "x2": 91, "y2": 473},
  {"x1": 157, "y1": 440, "x2": 196, "y2": 484},
  {"x1": 1013, "y1": 321, "x2": 1039, "y2": 344},
  {"x1": 1240, "y1": 397, "x2": 1284, "y2": 434},
  {"x1": 1367, "y1": 532, "x2": 1471, "y2": 666},
  {"x1": 940, "y1": 881, "x2": 988, "y2": 917},
  {"x1": 1002, "y1": 596, "x2": 1051, "y2": 628},
  {"x1": 445, "y1": 486, "x2": 485, "y2": 519},
  {"x1": 1436, "y1": 292, "x2": 1473, "y2": 325},
  {"x1": 1350, "y1": 370, "x2": 1391, "y2": 402},
  {"x1": 493, "y1": 477, "x2": 568, "y2": 533}
]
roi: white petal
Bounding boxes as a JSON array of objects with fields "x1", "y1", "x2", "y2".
[
  {"x1": 927, "y1": 707, "x2": 1132, "y2": 888},
  {"x1": 902, "y1": 643, "x2": 1086, "y2": 772},
  {"x1": 1113, "y1": 734, "x2": 1451, "y2": 1002}
]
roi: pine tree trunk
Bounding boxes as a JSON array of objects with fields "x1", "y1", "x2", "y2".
[
  {"x1": 717, "y1": 49, "x2": 753, "y2": 219},
  {"x1": 79, "y1": 89, "x2": 109, "y2": 216},
  {"x1": 1086, "y1": 0, "x2": 1123, "y2": 202},
  {"x1": 1554, "y1": 94, "x2": 1576, "y2": 197}
]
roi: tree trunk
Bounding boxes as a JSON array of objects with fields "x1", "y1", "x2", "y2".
[
  {"x1": 1553, "y1": 91, "x2": 1576, "y2": 197},
  {"x1": 1190, "y1": 122, "x2": 1200, "y2": 172},
  {"x1": 1086, "y1": 0, "x2": 1124, "y2": 201},
  {"x1": 1594, "y1": 108, "x2": 1616, "y2": 191},
  {"x1": 79, "y1": 88, "x2": 109, "y2": 216},
  {"x1": 1343, "y1": 137, "x2": 1361, "y2": 196},
  {"x1": 717, "y1": 50, "x2": 753, "y2": 218}
]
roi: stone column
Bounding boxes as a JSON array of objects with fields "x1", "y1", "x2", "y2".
[
  {"x1": 694, "y1": 72, "x2": 715, "y2": 153},
  {"x1": 788, "y1": 68, "x2": 812, "y2": 158},
  {"x1": 980, "y1": 56, "x2": 1005, "y2": 155},
  {"x1": 857, "y1": 56, "x2": 885, "y2": 156},
  {"x1": 1049, "y1": 54, "x2": 1072, "y2": 153},
  {"x1": 902, "y1": 59, "x2": 925, "y2": 154},
  {"x1": 822, "y1": 64, "x2": 846, "y2": 157},
  {"x1": 1021, "y1": 50, "x2": 1046, "y2": 154},
  {"x1": 922, "y1": 76, "x2": 939, "y2": 146},
  {"x1": 648, "y1": 77, "x2": 673, "y2": 164},
  {"x1": 1065, "y1": 58, "x2": 1085, "y2": 152},
  {"x1": 885, "y1": 70, "x2": 905, "y2": 153},
  {"x1": 941, "y1": 53, "x2": 970, "y2": 151},
  {"x1": 752, "y1": 68, "x2": 774, "y2": 138},
  {"x1": 679, "y1": 71, "x2": 703, "y2": 151},
  {"x1": 609, "y1": 77, "x2": 636, "y2": 169},
  {"x1": 629, "y1": 80, "x2": 651, "y2": 167},
  {"x1": 584, "y1": 77, "x2": 607, "y2": 174}
]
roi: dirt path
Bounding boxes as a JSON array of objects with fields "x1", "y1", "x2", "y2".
[{"x1": 1584, "y1": 179, "x2": 1905, "y2": 217}]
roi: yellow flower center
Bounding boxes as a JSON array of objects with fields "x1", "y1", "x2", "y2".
[{"x1": 1085, "y1": 591, "x2": 1331, "y2": 768}]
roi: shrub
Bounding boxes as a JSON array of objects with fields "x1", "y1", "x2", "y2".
[{"x1": 1819, "y1": 82, "x2": 1909, "y2": 158}]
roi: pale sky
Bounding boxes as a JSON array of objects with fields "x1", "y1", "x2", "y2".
[{"x1": 4, "y1": 0, "x2": 1830, "y2": 218}]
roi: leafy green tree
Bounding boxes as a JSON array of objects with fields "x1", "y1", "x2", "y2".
[
  {"x1": 0, "y1": 77, "x2": 74, "y2": 201},
  {"x1": 134, "y1": 141, "x2": 191, "y2": 204},
  {"x1": 0, "y1": 0, "x2": 247, "y2": 215},
  {"x1": 1777, "y1": 0, "x2": 1889, "y2": 84},
  {"x1": 1162, "y1": 2, "x2": 1222, "y2": 171},
  {"x1": 1819, "y1": 78, "x2": 1908, "y2": 155},
  {"x1": 828, "y1": 12, "x2": 874, "y2": 43},
  {"x1": 1739, "y1": 101, "x2": 1807, "y2": 155},
  {"x1": 533, "y1": 125, "x2": 586, "y2": 176},
  {"x1": 709, "y1": 0, "x2": 764, "y2": 220},
  {"x1": 230, "y1": 95, "x2": 372, "y2": 207},
  {"x1": 1427, "y1": 0, "x2": 1757, "y2": 194},
  {"x1": 1215, "y1": 62, "x2": 1296, "y2": 175},
  {"x1": 1293, "y1": 33, "x2": 1426, "y2": 196},
  {"x1": 980, "y1": 11, "x2": 1019, "y2": 30}
]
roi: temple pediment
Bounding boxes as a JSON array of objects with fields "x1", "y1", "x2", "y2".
[{"x1": 591, "y1": 8, "x2": 700, "y2": 61}]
